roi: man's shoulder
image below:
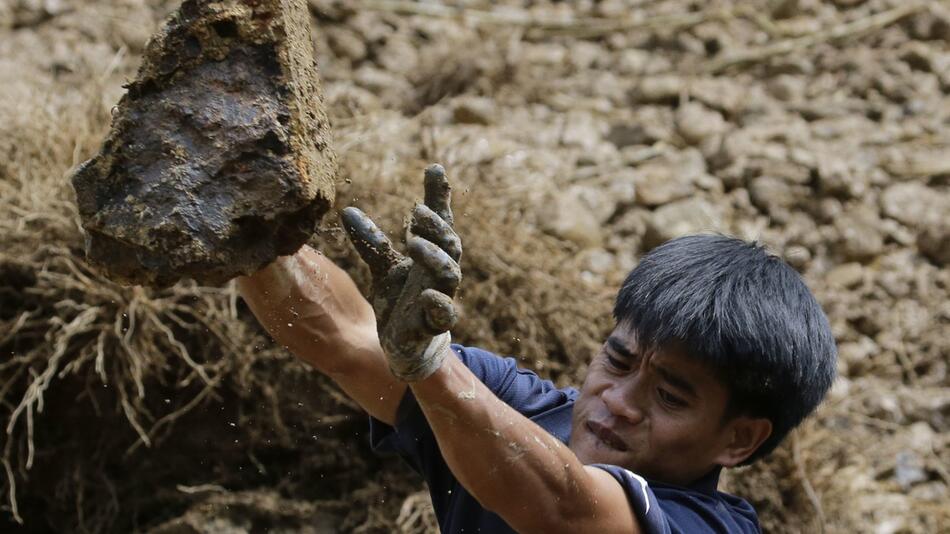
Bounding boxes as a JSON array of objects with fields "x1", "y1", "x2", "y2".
[
  {"x1": 452, "y1": 344, "x2": 577, "y2": 414},
  {"x1": 652, "y1": 483, "x2": 760, "y2": 533},
  {"x1": 593, "y1": 465, "x2": 761, "y2": 534}
]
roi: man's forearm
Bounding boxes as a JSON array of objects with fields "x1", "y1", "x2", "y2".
[
  {"x1": 237, "y1": 246, "x2": 406, "y2": 424},
  {"x1": 409, "y1": 355, "x2": 611, "y2": 533},
  {"x1": 238, "y1": 249, "x2": 369, "y2": 372}
]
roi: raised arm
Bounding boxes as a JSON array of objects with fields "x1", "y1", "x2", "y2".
[
  {"x1": 236, "y1": 164, "x2": 461, "y2": 425},
  {"x1": 236, "y1": 246, "x2": 406, "y2": 424},
  {"x1": 341, "y1": 164, "x2": 641, "y2": 533}
]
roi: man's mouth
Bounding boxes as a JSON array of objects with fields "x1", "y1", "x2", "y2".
[{"x1": 585, "y1": 421, "x2": 628, "y2": 452}]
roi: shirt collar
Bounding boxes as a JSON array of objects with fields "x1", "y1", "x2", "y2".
[
  {"x1": 640, "y1": 466, "x2": 721, "y2": 495},
  {"x1": 690, "y1": 466, "x2": 722, "y2": 494}
]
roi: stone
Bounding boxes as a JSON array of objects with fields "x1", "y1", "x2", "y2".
[
  {"x1": 783, "y1": 245, "x2": 812, "y2": 270},
  {"x1": 837, "y1": 336, "x2": 878, "y2": 376},
  {"x1": 111, "y1": 0, "x2": 159, "y2": 53},
  {"x1": 326, "y1": 26, "x2": 367, "y2": 62},
  {"x1": 906, "y1": 421, "x2": 936, "y2": 453},
  {"x1": 882, "y1": 147, "x2": 950, "y2": 179},
  {"x1": 900, "y1": 42, "x2": 935, "y2": 73},
  {"x1": 635, "y1": 166, "x2": 693, "y2": 207},
  {"x1": 816, "y1": 197, "x2": 843, "y2": 223},
  {"x1": 538, "y1": 189, "x2": 604, "y2": 248},
  {"x1": 576, "y1": 142, "x2": 621, "y2": 167},
  {"x1": 561, "y1": 182, "x2": 631, "y2": 225},
  {"x1": 600, "y1": 170, "x2": 638, "y2": 210},
  {"x1": 749, "y1": 157, "x2": 812, "y2": 184},
  {"x1": 374, "y1": 34, "x2": 418, "y2": 76},
  {"x1": 632, "y1": 75, "x2": 682, "y2": 105},
  {"x1": 830, "y1": 0, "x2": 867, "y2": 7},
  {"x1": 880, "y1": 182, "x2": 949, "y2": 228},
  {"x1": 568, "y1": 41, "x2": 605, "y2": 70},
  {"x1": 826, "y1": 262, "x2": 865, "y2": 289},
  {"x1": 71, "y1": 0, "x2": 336, "y2": 287},
  {"x1": 676, "y1": 33, "x2": 707, "y2": 56},
  {"x1": 892, "y1": 299, "x2": 931, "y2": 339},
  {"x1": 645, "y1": 197, "x2": 722, "y2": 249},
  {"x1": 595, "y1": 0, "x2": 628, "y2": 18},
  {"x1": 347, "y1": 11, "x2": 392, "y2": 44},
  {"x1": 560, "y1": 111, "x2": 607, "y2": 151},
  {"x1": 748, "y1": 175, "x2": 806, "y2": 219},
  {"x1": 7, "y1": 0, "x2": 69, "y2": 28},
  {"x1": 690, "y1": 77, "x2": 757, "y2": 116},
  {"x1": 875, "y1": 251, "x2": 917, "y2": 298},
  {"x1": 783, "y1": 213, "x2": 819, "y2": 250},
  {"x1": 817, "y1": 153, "x2": 868, "y2": 198},
  {"x1": 324, "y1": 82, "x2": 382, "y2": 116},
  {"x1": 0, "y1": 3, "x2": 11, "y2": 30},
  {"x1": 835, "y1": 206, "x2": 885, "y2": 261},
  {"x1": 608, "y1": 107, "x2": 674, "y2": 148},
  {"x1": 770, "y1": 0, "x2": 801, "y2": 19},
  {"x1": 606, "y1": 123, "x2": 651, "y2": 149},
  {"x1": 581, "y1": 248, "x2": 616, "y2": 275},
  {"x1": 634, "y1": 149, "x2": 704, "y2": 207},
  {"x1": 353, "y1": 64, "x2": 411, "y2": 98},
  {"x1": 612, "y1": 208, "x2": 650, "y2": 237},
  {"x1": 522, "y1": 43, "x2": 567, "y2": 66},
  {"x1": 894, "y1": 451, "x2": 928, "y2": 490},
  {"x1": 713, "y1": 119, "x2": 809, "y2": 175},
  {"x1": 918, "y1": 220, "x2": 950, "y2": 266},
  {"x1": 613, "y1": 48, "x2": 650, "y2": 75},
  {"x1": 451, "y1": 95, "x2": 496, "y2": 125},
  {"x1": 909, "y1": 482, "x2": 949, "y2": 503},
  {"x1": 675, "y1": 101, "x2": 728, "y2": 145},
  {"x1": 904, "y1": 10, "x2": 950, "y2": 42}
]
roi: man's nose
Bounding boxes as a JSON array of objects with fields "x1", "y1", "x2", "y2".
[{"x1": 601, "y1": 377, "x2": 646, "y2": 425}]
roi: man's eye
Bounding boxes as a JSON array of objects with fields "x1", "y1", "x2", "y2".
[
  {"x1": 657, "y1": 388, "x2": 686, "y2": 408},
  {"x1": 606, "y1": 355, "x2": 631, "y2": 371}
]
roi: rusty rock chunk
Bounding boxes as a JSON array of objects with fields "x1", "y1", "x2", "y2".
[{"x1": 72, "y1": 0, "x2": 336, "y2": 287}]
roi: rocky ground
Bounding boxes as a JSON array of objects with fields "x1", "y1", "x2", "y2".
[{"x1": 1, "y1": 0, "x2": 948, "y2": 532}]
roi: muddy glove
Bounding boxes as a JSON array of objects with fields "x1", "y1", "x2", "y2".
[{"x1": 341, "y1": 164, "x2": 462, "y2": 381}]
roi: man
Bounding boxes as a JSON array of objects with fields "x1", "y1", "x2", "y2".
[{"x1": 237, "y1": 164, "x2": 837, "y2": 533}]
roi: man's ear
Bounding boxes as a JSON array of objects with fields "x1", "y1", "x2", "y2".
[{"x1": 714, "y1": 417, "x2": 772, "y2": 467}]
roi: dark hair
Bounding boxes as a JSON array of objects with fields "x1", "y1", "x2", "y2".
[{"x1": 613, "y1": 234, "x2": 837, "y2": 464}]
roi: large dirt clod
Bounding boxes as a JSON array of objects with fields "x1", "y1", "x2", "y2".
[{"x1": 71, "y1": 0, "x2": 335, "y2": 287}]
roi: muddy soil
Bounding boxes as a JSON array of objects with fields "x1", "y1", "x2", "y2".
[{"x1": 1, "y1": 0, "x2": 947, "y2": 532}]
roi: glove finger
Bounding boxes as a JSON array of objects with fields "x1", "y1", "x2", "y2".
[
  {"x1": 410, "y1": 203, "x2": 462, "y2": 262},
  {"x1": 341, "y1": 207, "x2": 405, "y2": 280},
  {"x1": 419, "y1": 288, "x2": 457, "y2": 333},
  {"x1": 373, "y1": 259, "x2": 411, "y2": 327},
  {"x1": 423, "y1": 164, "x2": 454, "y2": 227},
  {"x1": 406, "y1": 235, "x2": 461, "y2": 295}
]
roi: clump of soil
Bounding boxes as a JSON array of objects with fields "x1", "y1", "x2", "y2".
[
  {"x1": 1, "y1": 0, "x2": 947, "y2": 532},
  {"x1": 72, "y1": 0, "x2": 336, "y2": 288}
]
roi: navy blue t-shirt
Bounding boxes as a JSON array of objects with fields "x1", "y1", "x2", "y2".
[{"x1": 370, "y1": 345, "x2": 761, "y2": 533}]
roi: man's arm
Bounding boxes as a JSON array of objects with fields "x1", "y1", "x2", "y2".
[
  {"x1": 410, "y1": 354, "x2": 640, "y2": 534},
  {"x1": 236, "y1": 245, "x2": 406, "y2": 425},
  {"x1": 333, "y1": 165, "x2": 638, "y2": 531}
]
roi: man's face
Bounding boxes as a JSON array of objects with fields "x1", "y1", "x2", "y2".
[{"x1": 570, "y1": 323, "x2": 739, "y2": 486}]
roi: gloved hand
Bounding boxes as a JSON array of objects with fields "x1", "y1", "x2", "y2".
[{"x1": 341, "y1": 164, "x2": 462, "y2": 381}]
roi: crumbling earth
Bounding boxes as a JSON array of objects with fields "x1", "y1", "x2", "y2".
[
  {"x1": 1, "y1": 0, "x2": 948, "y2": 533},
  {"x1": 71, "y1": 0, "x2": 336, "y2": 287}
]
